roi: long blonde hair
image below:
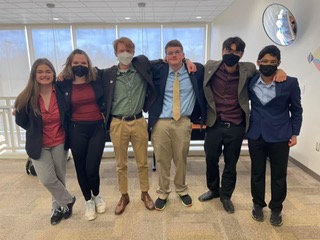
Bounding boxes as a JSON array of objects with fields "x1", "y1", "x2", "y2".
[
  {"x1": 14, "y1": 58, "x2": 56, "y2": 116},
  {"x1": 60, "y1": 49, "x2": 97, "y2": 82}
]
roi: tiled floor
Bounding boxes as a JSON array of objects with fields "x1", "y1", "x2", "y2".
[{"x1": 0, "y1": 156, "x2": 320, "y2": 240}]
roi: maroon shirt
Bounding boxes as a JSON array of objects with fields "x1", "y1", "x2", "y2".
[
  {"x1": 71, "y1": 83, "x2": 103, "y2": 122},
  {"x1": 210, "y1": 64, "x2": 244, "y2": 125},
  {"x1": 39, "y1": 89, "x2": 65, "y2": 147}
]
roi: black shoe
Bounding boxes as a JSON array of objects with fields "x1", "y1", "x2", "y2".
[
  {"x1": 179, "y1": 194, "x2": 192, "y2": 207},
  {"x1": 270, "y1": 211, "x2": 283, "y2": 226},
  {"x1": 50, "y1": 207, "x2": 63, "y2": 225},
  {"x1": 251, "y1": 204, "x2": 264, "y2": 222},
  {"x1": 155, "y1": 198, "x2": 167, "y2": 211},
  {"x1": 63, "y1": 196, "x2": 76, "y2": 219},
  {"x1": 220, "y1": 198, "x2": 235, "y2": 213},
  {"x1": 198, "y1": 191, "x2": 220, "y2": 202}
]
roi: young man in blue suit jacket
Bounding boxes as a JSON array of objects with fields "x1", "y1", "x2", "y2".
[
  {"x1": 148, "y1": 39, "x2": 206, "y2": 210},
  {"x1": 247, "y1": 45, "x2": 303, "y2": 226}
]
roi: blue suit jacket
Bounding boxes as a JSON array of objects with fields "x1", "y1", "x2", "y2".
[
  {"x1": 148, "y1": 62, "x2": 206, "y2": 130},
  {"x1": 246, "y1": 74, "x2": 303, "y2": 142}
]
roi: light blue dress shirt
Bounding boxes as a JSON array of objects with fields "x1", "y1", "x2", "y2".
[
  {"x1": 252, "y1": 76, "x2": 276, "y2": 105},
  {"x1": 159, "y1": 65, "x2": 196, "y2": 118}
]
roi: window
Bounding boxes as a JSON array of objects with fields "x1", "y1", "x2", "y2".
[
  {"x1": 0, "y1": 23, "x2": 207, "y2": 97},
  {"x1": 163, "y1": 25, "x2": 205, "y2": 63},
  {"x1": 75, "y1": 27, "x2": 117, "y2": 69},
  {"x1": 0, "y1": 28, "x2": 29, "y2": 96},
  {"x1": 31, "y1": 27, "x2": 72, "y2": 73},
  {"x1": 119, "y1": 26, "x2": 161, "y2": 60}
]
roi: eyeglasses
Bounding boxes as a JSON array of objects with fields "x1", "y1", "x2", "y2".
[
  {"x1": 258, "y1": 59, "x2": 279, "y2": 66},
  {"x1": 223, "y1": 49, "x2": 243, "y2": 55},
  {"x1": 166, "y1": 50, "x2": 183, "y2": 56}
]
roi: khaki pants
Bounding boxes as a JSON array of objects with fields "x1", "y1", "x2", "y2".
[
  {"x1": 151, "y1": 117, "x2": 192, "y2": 199},
  {"x1": 110, "y1": 117, "x2": 149, "y2": 194}
]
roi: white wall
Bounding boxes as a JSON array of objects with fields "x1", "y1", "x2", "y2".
[{"x1": 210, "y1": 0, "x2": 320, "y2": 176}]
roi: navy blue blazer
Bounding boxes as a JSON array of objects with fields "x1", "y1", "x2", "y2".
[
  {"x1": 246, "y1": 74, "x2": 303, "y2": 142},
  {"x1": 15, "y1": 83, "x2": 68, "y2": 159},
  {"x1": 148, "y1": 62, "x2": 206, "y2": 130}
]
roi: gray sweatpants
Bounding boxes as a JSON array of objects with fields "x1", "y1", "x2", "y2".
[{"x1": 31, "y1": 144, "x2": 73, "y2": 209}]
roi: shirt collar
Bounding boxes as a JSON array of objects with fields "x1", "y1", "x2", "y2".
[
  {"x1": 220, "y1": 62, "x2": 239, "y2": 76},
  {"x1": 169, "y1": 64, "x2": 186, "y2": 76},
  {"x1": 117, "y1": 65, "x2": 136, "y2": 75},
  {"x1": 257, "y1": 76, "x2": 275, "y2": 86}
]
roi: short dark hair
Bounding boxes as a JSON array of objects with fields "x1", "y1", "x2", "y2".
[
  {"x1": 165, "y1": 39, "x2": 183, "y2": 53},
  {"x1": 222, "y1": 37, "x2": 246, "y2": 52},
  {"x1": 257, "y1": 45, "x2": 281, "y2": 61}
]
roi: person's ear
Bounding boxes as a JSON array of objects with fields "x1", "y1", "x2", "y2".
[
  {"x1": 277, "y1": 60, "x2": 281, "y2": 67},
  {"x1": 257, "y1": 60, "x2": 261, "y2": 67}
]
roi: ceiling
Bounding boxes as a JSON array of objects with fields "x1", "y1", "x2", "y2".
[{"x1": 0, "y1": 0, "x2": 235, "y2": 25}]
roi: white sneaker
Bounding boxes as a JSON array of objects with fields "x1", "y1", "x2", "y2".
[
  {"x1": 85, "y1": 199, "x2": 97, "y2": 221},
  {"x1": 93, "y1": 195, "x2": 106, "y2": 213}
]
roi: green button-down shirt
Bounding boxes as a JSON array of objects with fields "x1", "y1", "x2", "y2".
[{"x1": 111, "y1": 66, "x2": 147, "y2": 116}]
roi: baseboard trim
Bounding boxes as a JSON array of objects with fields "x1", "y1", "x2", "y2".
[{"x1": 289, "y1": 156, "x2": 320, "y2": 182}]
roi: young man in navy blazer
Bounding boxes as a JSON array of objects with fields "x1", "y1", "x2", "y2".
[
  {"x1": 148, "y1": 39, "x2": 206, "y2": 210},
  {"x1": 247, "y1": 45, "x2": 303, "y2": 226}
]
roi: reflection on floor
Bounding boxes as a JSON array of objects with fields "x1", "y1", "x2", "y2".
[{"x1": 0, "y1": 156, "x2": 320, "y2": 240}]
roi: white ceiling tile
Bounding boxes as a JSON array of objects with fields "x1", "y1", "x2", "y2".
[
  {"x1": 0, "y1": 0, "x2": 235, "y2": 24},
  {"x1": 0, "y1": 3, "x2": 16, "y2": 9}
]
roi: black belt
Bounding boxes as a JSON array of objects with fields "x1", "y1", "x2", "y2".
[
  {"x1": 113, "y1": 112, "x2": 143, "y2": 121},
  {"x1": 216, "y1": 119, "x2": 241, "y2": 128}
]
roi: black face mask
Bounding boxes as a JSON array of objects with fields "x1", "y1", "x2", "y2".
[
  {"x1": 259, "y1": 65, "x2": 277, "y2": 76},
  {"x1": 72, "y1": 65, "x2": 89, "y2": 77},
  {"x1": 223, "y1": 54, "x2": 240, "y2": 67}
]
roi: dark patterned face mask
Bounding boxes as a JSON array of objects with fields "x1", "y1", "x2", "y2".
[
  {"x1": 72, "y1": 65, "x2": 89, "y2": 77},
  {"x1": 222, "y1": 54, "x2": 240, "y2": 67},
  {"x1": 259, "y1": 65, "x2": 277, "y2": 76}
]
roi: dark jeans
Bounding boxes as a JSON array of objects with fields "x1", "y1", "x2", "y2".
[
  {"x1": 248, "y1": 137, "x2": 289, "y2": 213},
  {"x1": 69, "y1": 120, "x2": 106, "y2": 201},
  {"x1": 204, "y1": 121, "x2": 245, "y2": 199}
]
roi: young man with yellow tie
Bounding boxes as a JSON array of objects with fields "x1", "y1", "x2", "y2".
[{"x1": 148, "y1": 39, "x2": 206, "y2": 210}]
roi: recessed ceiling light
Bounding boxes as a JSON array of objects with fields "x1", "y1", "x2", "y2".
[
  {"x1": 125, "y1": 17, "x2": 131, "y2": 20},
  {"x1": 53, "y1": 17, "x2": 59, "y2": 21},
  {"x1": 196, "y1": 16, "x2": 202, "y2": 19}
]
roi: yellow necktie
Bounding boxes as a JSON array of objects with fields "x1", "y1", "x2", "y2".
[{"x1": 172, "y1": 72, "x2": 181, "y2": 121}]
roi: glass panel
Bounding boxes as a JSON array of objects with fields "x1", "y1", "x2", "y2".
[
  {"x1": 119, "y1": 27, "x2": 161, "y2": 60},
  {"x1": 0, "y1": 23, "x2": 207, "y2": 97},
  {"x1": 0, "y1": 29, "x2": 29, "y2": 97},
  {"x1": 163, "y1": 26, "x2": 205, "y2": 63},
  {"x1": 31, "y1": 27, "x2": 72, "y2": 73},
  {"x1": 75, "y1": 28, "x2": 117, "y2": 69}
]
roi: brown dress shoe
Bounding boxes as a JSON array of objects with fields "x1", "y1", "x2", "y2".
[
  {"x1": 141, "y1": 192, "x2": 155, "y2": 210},
  {"x1": 115, "y1": 194, "x2": 130, "y2": 215}
]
